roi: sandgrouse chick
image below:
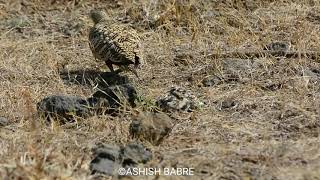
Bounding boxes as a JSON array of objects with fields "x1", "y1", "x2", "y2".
[{"x1": 89, "y1": 9, "x2": 142, "y2": 78}]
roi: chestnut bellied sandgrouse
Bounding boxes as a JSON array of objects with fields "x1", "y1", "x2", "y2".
[{"x1": 89, "y1": 9, "x2": 142, "y2": 78}]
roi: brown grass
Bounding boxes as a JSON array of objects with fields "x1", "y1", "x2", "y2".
[{"x1": 1, "y1": 0, "x2": 320, "y2": 179}]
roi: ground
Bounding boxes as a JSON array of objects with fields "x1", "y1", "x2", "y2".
[{"x1": 1, "y1": 0, "x2": 320, "y2": 179}]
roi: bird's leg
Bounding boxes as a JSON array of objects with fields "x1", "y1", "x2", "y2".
[
  {"x1": 113, "y1": 65, "x2": 124, "y2": 74},
  {"x1": 106, "y1": 61, "x2": 114, "y2": 72},
  {"x1": 129, "y1": 66, "x2": 142, "y2": 82},
  {"x1": 114, "y1": 69, "x2": 123, "y2": 74},
  {"x1": 89, "y1": 42, "x2": 97, "y2": 61},
  {"x1": 132, "y1": 69, "x2": 139, "y2": 79},
  {"x1": 135, "y1": 72, "x2": 142, "y2": 83}
]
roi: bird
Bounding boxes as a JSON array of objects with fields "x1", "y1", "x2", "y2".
[{"x1": 88, "y1": 9, "x2": 142, "y2": 78}]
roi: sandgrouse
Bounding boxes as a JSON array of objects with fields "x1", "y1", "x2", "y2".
[{"x1": 89, "y1": 9, "x2": 142, "y2": 78}]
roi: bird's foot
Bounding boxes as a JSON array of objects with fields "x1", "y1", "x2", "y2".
[{"x1": 114, "y1": 69, "x2": 123, "y2": 74}]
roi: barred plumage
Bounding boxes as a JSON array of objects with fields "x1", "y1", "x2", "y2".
[{"x1": 89, "y1": 9, "x2": 142, "y2": 77}]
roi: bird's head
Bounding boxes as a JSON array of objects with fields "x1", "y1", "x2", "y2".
[{"x1": 90, "y1": 9, "x2": 108, "y2": 24}]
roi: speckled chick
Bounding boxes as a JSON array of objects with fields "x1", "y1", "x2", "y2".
[{"x1": 89, "y1": 9, "x2": 142, "y2": 78}]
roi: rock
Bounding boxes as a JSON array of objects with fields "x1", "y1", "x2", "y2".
[
  {"x1": 0, "y1": 117, "x2": 9, "y2": 126},
  {"x1": 89, "y1": 84, "x2": 137, "y2": 110},
  {"x1": 60, "y1": 20, "x2": 84, "y2": 37},
  {"x1": 217, "y1": 99, "x2": 239, "y2": 110},
  {"x1": 87, "y1": 95, "x2": 112, "y2": 115},
  {"x1": 259, "y1": 80, "x2": 283, "y2": 91},
  {"x1": 303, "y1": 68, "x2": 320, "y2": 78},
  {"x1": 244, "y1": 0, "x2": 259, "y2": 11},
  {"x1": 100, "y1": 72, "x2": 129, "y2": 86},
  {"x1": 222, "y1": 59, "x2": 253, "y2": 83},
  {"x1": 202, "y1": 75, "x2": 223, "y2": 87},
  {"x1": 90, "y1": 144, "x2": 122, "y2": 176},
  {"x1": 264, "y1": 41, "x2": 290, "y2": 53},
  {"x1": 173, "y1": 47, "x2": 194, "y2": 66},
  {"x1": 129, "y1": 111, "x2": 173, "y2": 145},
  {"x1": 37, "y1": 95, "x2": 92, "y2": 122},
  {"x1": 121, "y1": 142, "x2": 152, "y2": 167},
  {"x1": 90, "y1": 142, "x2": 152, "y2": 176},
  {"x1": 301, "y1": 68, "x2": 320, "y2": 85},
  {"x1": 156, "y1": 86, "x2": 202, "y2": 112},
  {"x1": 201, "y1": 59, "x2": 259, "y2": 87}
]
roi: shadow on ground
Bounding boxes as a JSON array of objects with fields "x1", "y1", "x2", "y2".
[{"x1": 59, "y1": 69, "x2": 129, "y2": 88}]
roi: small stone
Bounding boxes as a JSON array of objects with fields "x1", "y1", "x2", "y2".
[
  {"x1": 121, "y1": 142, "x2": 152, "y2": 167},
  {"x1": 173, "y1": 49, "x2": 193, "y2": 66},
  {"x1": 129, "y1": 112, "x2": 173, "y2": 145},
  {"x1": 202, "y1": 75, "x2": 223, "y2": 87},
  {"x1": 156, "y1": 86, "x2": 202, "y2": 112},
  {"x1": 264, "y1": 41, "x2": 290, "y2": 53},
  {"x1": 303, "y1": 68, "x2": 320, "y2": 78},
  {"x1": 89, "y1": 83, "x2": 137, "y2": 111},
  {"x1": 222, "y1": 59, "x2": 253, "y2": 83},
  {"x1": 60, "y1": 20, "x2": 84, "y2": 37},
  {"x1": 0, "y1": 117, "x2": 9, "y2": 126},
  {"x1": 244, "y1": 0, "x2": 259, "y2": 11},
  {"x1": 89, "y1": 142, "x2": 152, "y2": 176},
  {"x1": 260, "y1": 81, "x2": 282, "y2": 91},
  {"x1": 217, "y1": 99, "x2": 239, "y2": 110},
  {"x1": 90, "y1": 144, "x2": 121, "y2": 176},
  {"x1": 37, "y1": 95, "x2": 92, "y2": 122},
  {"x1": 100, "y1": 72, "x2": 129, "y2": 86}
]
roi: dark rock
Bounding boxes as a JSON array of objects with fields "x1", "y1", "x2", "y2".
[
  {"x1": 88, "y1": 84, "x2": 137, "y2": 111},
  {"x1": 37, "y1": 95, "x2": 92, "y2": 122},
  {"x1": 307, "y1": 11, "x2": 320, "y2": 24},
  {"x1": 202, "y1": 75, "x2": 223, "y2": 87},
  {"x1": 224, "y1": 73, "x2": 240, "y2": 83},
  {"x1": 218, "y1": 99, "x2": 239, "y2": 110},
  {"x1": 0, "y1": 117, "x2": 9, "y2": 126},
  {"x1": 222, "y1": 59, "x2": 259, "y2": 83},
  {"x1": 60, "y1": 20, "x2": 84, "y2": 37},
  {"x1": 100, "y1": 72, "x2": 130, "y2": 87},
  {"x1": 87, "y1": 96, "x2": 112, "y2": 115},
  {"x1": 260, "y1": 80, "x2": 282, "y2": 91},
  {"x1": 129, "y1": 111, "x2": 173, "y2": 145},
  {"x1": 121, "y1": 142, "x2": 152, "y2": 167},
  {"x1": 173, "y1": 48, "x2": 194, "y2": 66},
  {"x1": 90, "y1": 142, "x2": 152, "y2": 176},
  {"x1": 264, "y1": 41, "x2": 290, "y2": 53},
  {"x1": 301, "y1": 68, "x2": 320, "y2": 85},
  {"x1": 90, "y1": 144, "x2": 121, "y2": 176},
  {"x1": 156, "y1": 86, "x2": 202, "y2": 112}
]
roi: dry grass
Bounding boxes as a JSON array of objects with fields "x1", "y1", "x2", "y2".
[{"x1": 1, "y1": 0, "x2": 320, "y2": 179}]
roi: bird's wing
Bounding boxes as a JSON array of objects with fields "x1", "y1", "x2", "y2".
[
  {"x1": 108, "y1": 24, "x2": 140, "y2": 63},
  {"x1": 89, "y1": 23, "x2": 140, "y2": 64}
]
